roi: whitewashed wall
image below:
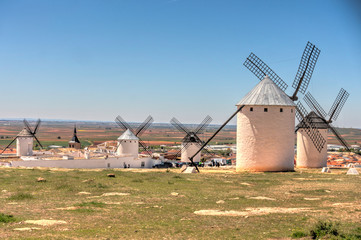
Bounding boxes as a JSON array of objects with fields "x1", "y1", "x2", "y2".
[
  {"x1": 117, "y1": 140, "x2": 139, "y2": 158},
  {"x1": 181, "y1": 143, "x2": 201, "y2": 162},
  {"x1": 296, "y1": 129, "x2": 328, "y2": 168},
  {"x1": 236, "y1": 105, "x2": 295, "y2": 172},
  {"x1": 16, "y1": 137, "x2": 33, "y2": 156},
  {"x1": 11, "y1": 157, "x2": 155, "y2": 169}
]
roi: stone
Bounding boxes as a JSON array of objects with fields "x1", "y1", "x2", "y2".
[
  {"x1": 37, "y1": 177, "x2": 46, "y2": 182},
  {"x1": 183, "y1": 167, "x2": 197, "y2": 173},
  {"x1": 101, "y1": 192, "x2": 130, "y2": 196},
  {"x1": 77, "y1": 192, "x2": 91, "y2": 195},
  {"x1": 25, "y1": 220, "x2": 67, "y2": 226},
  {"x1": 180, "y1": 165, "x2": 187, "y2": 173},
  {"x1": 107, "y1": 174, "x2": 116, "y2": 178},
  {"x1": 346, "y1": 168, "x2": 359, "y2": 175}
]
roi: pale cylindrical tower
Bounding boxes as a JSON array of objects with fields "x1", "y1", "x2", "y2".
[
  {"x1": 296, "y1": 112, "x2": 328, "y2": 168},
  {"x1": 16, "y1": 128, "x2": 34, "y2": 156},
  {"x1": 181, "y1": 142, "x2": 201, "y2": 163},
  {"x1": 236, "y1": 76, "x2": 296, "y2": 172},
  {"x1": 117, "y1": 129, "x2": 139, "y2": 158}
]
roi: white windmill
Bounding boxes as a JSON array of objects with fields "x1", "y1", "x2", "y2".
[
  {"x1": 296, "y1": 89, "x2": 350, "y2": 168},
  {"x1": 170, "y1": 116, "x2": 212, "y2": 163},
  {"x1": 236, "y1": 76, "x2": 296, "y2": 171},
  {"x1": 238, "y1": 42, "x2": 324, "y2": 171},
  {"x1": 117, "y1": 129, "x2": 139, "y2": 158},
  {"x1": 1, "y1": 119, "x2": 43, "y2": 156},
  {"x1": 115, "y1": 115, "x2": 153, "y2": 159}
]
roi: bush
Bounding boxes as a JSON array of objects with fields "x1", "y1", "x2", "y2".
[
  {"x1": 291, "y1": 230, "x2": 307, "y2": 238},
  {"x1": 0, "y1": 213, "x2": 16, "y2": 223},
  {"x1": 310, "y1": 220, "x2": 339, "y2": 239}
]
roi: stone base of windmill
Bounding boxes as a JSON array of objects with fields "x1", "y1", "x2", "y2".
[
  {"x1": 182, "y1": 166, "x2": 197, "y2": 173},
  {"x1": 346, "y1": 168, "x2": 359, "y2": 175},
  {"x1": 321, "y1": 167, "x2": 331, "y2": 173}
]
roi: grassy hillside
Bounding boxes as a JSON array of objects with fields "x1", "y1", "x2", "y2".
[{"x1": 0, "y1": 168, "x2": 360, "y2": 239}]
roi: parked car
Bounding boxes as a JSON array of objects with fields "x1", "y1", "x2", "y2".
[{"x1": 153, "y1": 162, "x2": 174, "y2": 168}]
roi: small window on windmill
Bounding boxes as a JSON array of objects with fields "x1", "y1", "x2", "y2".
[
  {"x1": 280, "y1": 108, "x2": 283, "y2": 112},
  {"x1": 107, "y1": 163, "x2": 110, "y2": 168},
  {"x1": 250, "y1": 107, "x2": 253, "y2": 112},
  {"x1": 264, "y1": 108, "x2": 268, "y2": 112},
  {"x1": 291, "y1": 109, "x2": 293, "y2": 113},
  {"x1": 141, "y1": 162, "x2": 145, "y2": 168}
]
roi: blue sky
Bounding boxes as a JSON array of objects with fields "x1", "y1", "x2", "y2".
[{"x1": 0, "y1": 0, "x2": 360, "y2": 127}]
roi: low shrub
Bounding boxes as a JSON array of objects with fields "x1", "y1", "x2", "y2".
[
  {"x1": 310, "y1": 220, "x2": 340, "y2": 239},
  {"x1": 0, "y1": 213, "x2": 16, "y2": 223}
]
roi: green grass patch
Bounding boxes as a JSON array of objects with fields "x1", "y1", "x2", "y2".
[
  {"x1": 8, "y1": 192, "x2": 34, "y2": 200},
  {"x1": 0, "y1": 213, "x2": 16, "y2": 223}
]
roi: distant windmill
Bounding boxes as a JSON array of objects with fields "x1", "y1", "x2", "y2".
[
  {"x1": 296, "y1": 89, "x2": 350, "y2": 168},
  {"x1": 238, "y1": 41, "x2": 325, "y2": 171},
  {"x1": 303, "y1": 89, "x2": 350, "y2": 149},
  {"x1": 170, "y1": 115, "x2": 212, "y2": 163},
  {"x1": 1, "y1": 119, "x2": 43, "y2": 156},
  {"x1": 115, "y1": 115, "x2": 153, "y2": 157}
]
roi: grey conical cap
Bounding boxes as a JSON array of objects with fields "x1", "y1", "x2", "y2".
[{"x1": 237, "y1": 76, "x2": 295, "y2": 106}]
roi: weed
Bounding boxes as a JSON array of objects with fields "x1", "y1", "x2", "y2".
[
  {"x1": 291, "y1": 230, "x2": 307, "y2": 238},
  {"x1": 76, "y1": 201, "x2": 105, "y2": 208},
  {"x1": 173, "y1": 175, "x2": 183, "y2": 179},
  {"x1": 71, "y1": 208, "x2": 95, "y2": 213},
  {"x1": 8, "y1": 193, "x2": 33, "y2": 200},
  {"x1": 0, "y1": 213, "x2": 16, "y2": 223},
  {"x1": 132, "y1": 179, "x2": 144, "y2": 183}
]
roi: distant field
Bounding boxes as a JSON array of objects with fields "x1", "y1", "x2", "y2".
[
  {"x1": 0, "y1": 120, "x2": 360, "y2": 149},
  {"x1": 0, "y1": 167, "x2": 360, "y2": 239},
  {"x1": 0, "y1": 120, "x2": 237, "y2": 148}
]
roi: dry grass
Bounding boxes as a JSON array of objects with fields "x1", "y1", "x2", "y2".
[{"x1": 0, "y1": 167, "x2": 360, "y2": 239}]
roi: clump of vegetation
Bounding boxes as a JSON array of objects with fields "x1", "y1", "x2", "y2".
[
  {"x1": 9, "y1": 192, "x2": 34, "y2": 200},
  {"x1": 310, "y1": 220, "x2": 340, "y2": 239},
  {"x1": 292, "y1": 221, "x2": 361, "y2": 239},
  {"x1": 291, "y1": 230, "x2": 307, "y2": 238},
  {"x1": 131, "y1": 179, "x2": 144, "y2": 183},
  {"x1": 0, "y1": 213, "x2": 16, "y2": 223},
  {"x1": 173, "y1": 175, "x2": 183, "y2": 179},
  {"x1": 76, "y1": 201, "x2": 105, "y2": 208}
]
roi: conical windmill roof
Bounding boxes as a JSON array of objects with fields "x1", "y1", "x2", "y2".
[
  {"x1": 236, "y1": 76, "x2": 295, "y2": 106},
  {"x1": 17, "y1": 128, "x2": 33, "y2": 137},
  {"x1": 117, "y1": 129, "x2": 139, "y2": 140},
  {"x1": 296, "y1": 111, "x2": 329, "y2": 129}
]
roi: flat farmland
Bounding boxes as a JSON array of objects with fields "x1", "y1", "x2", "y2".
[
  {"x1": 0, "y1": 120, "x2": 236, "y2": 149},
  {"x1": 0, "y1": 120, "x2": 360, "y2": 149}
]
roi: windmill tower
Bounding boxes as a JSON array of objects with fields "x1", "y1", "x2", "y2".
[
  {"x1": 170, "y1": 116, "x2": 212, "y2": 163},
  {"x1": 68, "y1": 125, "x2": 81, "y2": 149},
  {"x1": 115, "y1": 115, "x2": 153, "y2": 158},
  {"x1": 238, "y1": 42, "x2": 324, "y2": 171},
  {"x1": 296, "y1": 89, "x2": 350, "y2": 168},
  {"x1": 16, "y1": 128, "x2": 34, "y2": 156},
  {"x1": 236, "y1": 76, "x2": 296, "y2": 171},
  {"x1": 117, "y1": 129, "x2": 139, "y2": 158},
  {"x1": 1, "y1": 119, "x2": 43, "y2": 156}
]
